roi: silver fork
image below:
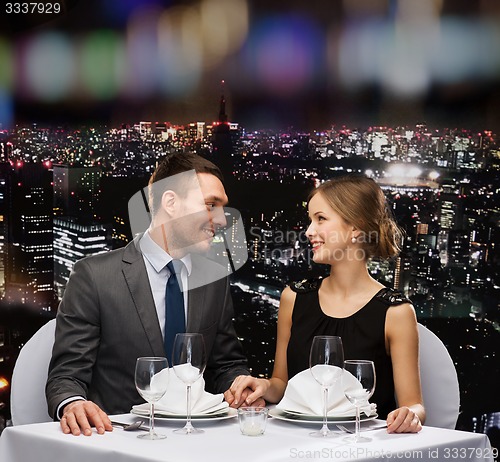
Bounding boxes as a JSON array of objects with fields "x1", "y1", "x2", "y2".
[{"x1": 336, "y1": 423, "x2": 387, "y2": 434}]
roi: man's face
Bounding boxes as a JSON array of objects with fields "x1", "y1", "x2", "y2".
[{"x1": 169, "y1": 173, "x2": 228, "y2": 256}]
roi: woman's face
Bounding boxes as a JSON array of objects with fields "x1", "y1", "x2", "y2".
[{"x1": 306, "y1": 192, "x2": 354, "y2": 264}]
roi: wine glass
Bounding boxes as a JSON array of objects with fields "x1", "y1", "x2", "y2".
[
  {"x1": 134, "y1": 357, "x2": 169, "y2": 440},
  {"x1": 309, "y1": 335, "x2": 344, "y2": 437},
  {"x1": 172, "y1": 333, "x2": 207, "y2": 435},
  {"x1": 343, "y1": 360, "x2": 376, "y2": 443}
]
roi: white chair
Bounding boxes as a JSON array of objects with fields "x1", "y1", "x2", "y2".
[
  {"x1": 417, "y1": 322, "x2": 460, "y2": 429},
  {"x1": 10, "y1": 319, "x2": 56, "y2": 425}
]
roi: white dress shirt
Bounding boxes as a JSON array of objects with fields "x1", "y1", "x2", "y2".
[{"x1": 138, "y1": 230, "x2": 192, "y2": 336}]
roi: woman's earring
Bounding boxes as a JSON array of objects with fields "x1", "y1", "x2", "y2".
[{"x1": 351, "y1": 236, "x2": 357, "y2": 244}]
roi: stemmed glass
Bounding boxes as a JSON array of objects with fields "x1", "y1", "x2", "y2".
[
  {"x1": 172, "y1": 333, "x2": 207, "y2": 435},
  {"x1": 134, "y1": 357, "x2": 169, "y2": 440},
  {"x1": 343, "y1": 360, "x2": 376, "y2": 443},
  {"x1": 309, "y1": 335, "x2": 344, "y2": 437}
]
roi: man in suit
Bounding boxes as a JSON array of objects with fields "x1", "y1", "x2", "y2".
[{"x1": 46, "y1": 153, "x2": 259, "y2": 436}]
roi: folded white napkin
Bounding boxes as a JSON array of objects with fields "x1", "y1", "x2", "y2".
[
  {"x1": 131, "y1": 365, "x2": 228, "y2": 415},
  {"x1": 277, "y1": 368, "x2": 376, "y2": 417}
]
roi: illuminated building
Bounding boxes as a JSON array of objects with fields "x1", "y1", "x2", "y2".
[
  {"x1": 439, "y1": 193, "x2": 464, "y2": 231},
  {"x1": 3, "y1": 162, "x2": 54, "y2": 308},
  {"x1": 52, "y1": 164, "x2": 108, "y2": 298},
  {"x1": 53, "y1": 218, "x2": 109, "y2": 299},
  {"x1": 53, "y1": 164, "x2": 102, "y2": 221}
]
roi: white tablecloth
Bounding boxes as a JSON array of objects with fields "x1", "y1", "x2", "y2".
[{"x1": 0, "y1": 413, "x2": 495, "y2": 462}]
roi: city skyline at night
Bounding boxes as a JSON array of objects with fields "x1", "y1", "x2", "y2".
[{"x1": 0, "y1": 117, "x2": 498, "y2": 441}]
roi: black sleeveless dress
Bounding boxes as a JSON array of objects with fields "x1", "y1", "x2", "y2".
[{"x1": 286, "y1": 278, "x2": 411, "y2": 419}]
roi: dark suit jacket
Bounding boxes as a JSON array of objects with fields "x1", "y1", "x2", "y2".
[{"x1": 46, "y1": 236, "x2": 249, "y2": 418}]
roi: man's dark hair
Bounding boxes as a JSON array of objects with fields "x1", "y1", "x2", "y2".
[{"x1": 148, "y1": 152, "x2": 224, "y2": 215}]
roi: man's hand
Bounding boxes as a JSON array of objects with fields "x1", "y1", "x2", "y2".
[
  {"x1": 224, "y1": 387, "x2": 266, "y2": 408},
  {"x1": 60, "y1": 400, "x2": 113, "y2": 436},
  {"x1": 224, "y1": 375, "x2": 269, "y2": 408}
]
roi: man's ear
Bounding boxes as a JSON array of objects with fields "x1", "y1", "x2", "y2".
[{"x1": 161, "y1": 190, "x2": 176, "y2": 216}]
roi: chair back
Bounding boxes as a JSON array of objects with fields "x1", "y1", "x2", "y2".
[
  {"x1": 418, "y1": 322, "x2": 460, "y2": 429},
  {"x1": 10, "y1": 319, "x2": 56, "y2": 425}
]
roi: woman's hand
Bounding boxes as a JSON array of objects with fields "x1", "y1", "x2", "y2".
[
  {"x1": 386, "y1": 406, "x2": 423, "y2": 433},
  {"x1": 225, "y1": 375, "x2": 270, "y2": 407}
]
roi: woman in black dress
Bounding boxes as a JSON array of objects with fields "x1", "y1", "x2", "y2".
[{"x1": 228, "y1": 175, "x2": 425, "y2": 433}]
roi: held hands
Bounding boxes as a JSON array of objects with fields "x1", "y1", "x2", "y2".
[
  {"x1": 60, "y1": 400, "x2": 113, "y2": 436},
  {"x1": 386, "y1": 406, "x2": 422, "y2": 433},
  {"x1": 224, "y1": 375, "x2": 269, "y2": 408}
]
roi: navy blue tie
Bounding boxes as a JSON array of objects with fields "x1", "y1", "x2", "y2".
[{"x1": 164, "y1": 260, "x2": 185, "y2": 363}]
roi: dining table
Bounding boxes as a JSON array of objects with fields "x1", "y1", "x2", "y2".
[{"x1": 0, "y1": 412, "x2": 495, "y2": 462}]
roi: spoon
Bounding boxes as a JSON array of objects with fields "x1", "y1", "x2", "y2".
[{"x1": 110, "y1": 419, "x2": 147, "y2": 431}]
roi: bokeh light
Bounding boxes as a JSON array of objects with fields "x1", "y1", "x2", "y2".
[
  {"x1": 0, "y1": 38, "x2": 13, "y2": 92},
  {"x1": 0, "y1": 89, "x2": 13, "y2": 129},
  {"x1": 22, "y1": 33, "x2": 76, "y2": 101},
  {"x1": 157, "y1": 6, "x2": 203, "y2": 97},
  {"x1": 102, "y1": 0, "x2": 168, "y2": 27},
  {"x1": 0, "y1": 0, "x2": 499, "y2": 122},
  {"x1": 80, "y1": 30, "x2": 126, "y2": 100},
  {"x1": 0, "y1": 36, "x2": 13, "y2": 127},
  {"x1": 199, "y1": 0, "x2": 249, "y2": 68},
  {"x1": 124, "y1": 6, "x2": 162, "y2": 99},
  {"x1": 243, "y1": 16, "x2": 322, "y2": 97},
  {"x1": 430, "y1": 19, "x2": 500, "y2": 83},
  {"x1": 338, "y1": 15, "x2": 500, "y2": 97}
]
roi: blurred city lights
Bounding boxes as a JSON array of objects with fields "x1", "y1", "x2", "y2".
[
  {"x1": 102, "y1": 0, "x2": 166, "y2": 26},
  {"x1": 22, "y1": 33, "x2": 76, "y2": 101},
  {"x1": 0, "y1": 90, "x2": 13, "y2": 129},
  {"x1": 0, "y1": 37, "x2": 13, "y2": 91},
  {"x1": 0, "y1": 0, "x2": 498, "y2": 115},
  {"x1": 199, "y1": 0, "x2": 249, "y2": 68},
  {"x1": 388, "y1": 165, "x2": 405, "y2": 177},
  {"x1": 157, "y1": 5, "x2": 203, "y2": 96},
  {"x1": 338, "y1": 16, "x2": 500, "y2": 96},
  {"x1": 243, "y1": 16, "x2": 322, "y2": 96},
  {"x1": 124, "y1": 5, "x2": 162, "y2": 98},
  {"x1": 80, "y1": 30, "x2": 126, "y2": 100},
  {"x1": 388, "y1": 164, "x2": 422, "y2": 178}
]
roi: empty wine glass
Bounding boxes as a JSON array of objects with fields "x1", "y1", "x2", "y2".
[
  {"x1": 172, "y1": 333, "x2": 207, "y2": 435},
  {"x1": 309, "y1": 335, "x2": 344, "y2": 437},
  {"x1": 134, "y1": 357, "x2": 169, "y2": 440},
  {"x1": 343, "y1": 360, "x2": 376, "y2": 443}
]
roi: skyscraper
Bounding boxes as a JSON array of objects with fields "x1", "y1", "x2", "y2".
[
  {"x1": 211, "y1": 81, "x2": 240, "y2": 179},
  {"x1": 52, "y1": 164, "x2": 109, "y2": 299},
  {"x1": 53, "y1": 164, "x2": 102, "y2": 222},
  {"x1": 53, "y1": 218, "x2": 109, "y2": 299},
  {"x1": 3, "y1": 162, "x2": 54, "y2": 308}
]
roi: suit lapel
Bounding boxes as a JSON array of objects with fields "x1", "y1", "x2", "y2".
[
  {"x1": 186, "y1": 259, "x2": 208, "y2": 333},
  {"x1": 122, "y1": 237, "x2": 165, "y2": 356},
  {"x1": 186, "y1": 285, "x2": 207, "y2": 333}
]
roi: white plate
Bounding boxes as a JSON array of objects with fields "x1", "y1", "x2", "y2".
[
  {"x1": 131, "y1": 401, "x2": 229, "y2": 417},
  {"x1": 131, "y1": 407, "x2": 237, "y2": 422},
  {"x1": 269, "y1": 408, "x2": 378, "y2": 424}
]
